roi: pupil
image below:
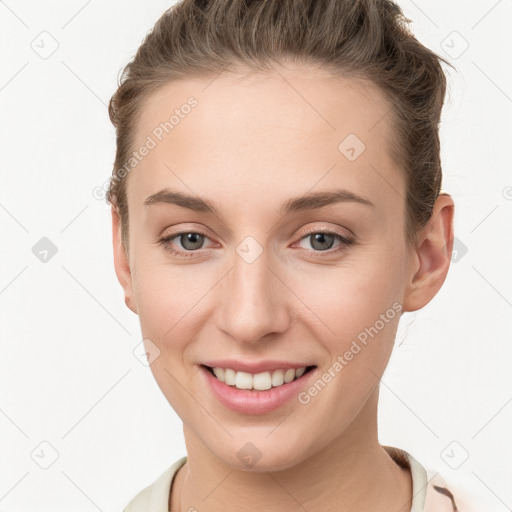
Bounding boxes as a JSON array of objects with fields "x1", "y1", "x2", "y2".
[
  {"x1": 311, "y1": 233, "x2": 334, "y2": 251},
  {"x1": 182, "y1": 233, "x2": 203, "y2": 250}
]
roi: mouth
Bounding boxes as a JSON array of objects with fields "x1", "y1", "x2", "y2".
[{"x1": 201, "y1": 364, "x2": 317, "y2": 391}]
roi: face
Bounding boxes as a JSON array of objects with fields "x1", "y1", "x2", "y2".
[{"x1": 114, "y1": 63, "x2": 421, "y2": 471}]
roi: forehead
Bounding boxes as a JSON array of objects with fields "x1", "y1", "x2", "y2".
[{"x1": 126, "y1": 64, "x2": 404, "y2": 215}]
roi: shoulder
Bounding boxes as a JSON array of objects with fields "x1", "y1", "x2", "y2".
[
  {"x1": 384, "y1": 445, "x2": 471, "y2": 512},
  {"x1": 122, "y1": 456, "x2": 187, "y2": 512},
  {"x1": 422, "y1": 467, "x2": 461, "y2": 512}
]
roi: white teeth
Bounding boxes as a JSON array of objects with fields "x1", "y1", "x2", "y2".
[
  {"x1": 271, "y1": 369, "x2": 284, "y2": 387},
  {"x1": 284, "y1": 368, "x2": 296, "y2": 383},
  {"x1": 224, "y1": 368, "x2": 236, "y2": 385},
  {"x1": 212, "y1": 367, "x2": 225, "y2": 382},
  {"x1": 295, "y1": 367, "x2": 306, "y2": 378},
  {"x1": 235, "y1": 371, "x2": 253, "y2": 389},
  {"x1": 210, "y1": 366, "x2": 309, "y2": 390},
  {"x1": 253, "y1": 371, "x2": 272, "y2": 390}
]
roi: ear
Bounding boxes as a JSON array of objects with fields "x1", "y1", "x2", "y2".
[
  {"x1": 111, "y1": 206, "x2": 138, "y2": 315},
  {"x1": 402, "y1": 193, "x2": 455, "y2": 312}
]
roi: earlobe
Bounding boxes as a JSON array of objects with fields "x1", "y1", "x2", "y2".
[
  {"x1": 402, "y1": 193, "x2": 455, "y2": 312},
  {"x1": 111, "y1": 206, "x2": 138, "y2": 315}
]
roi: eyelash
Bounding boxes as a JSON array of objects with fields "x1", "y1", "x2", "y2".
[{"x1": 158, "y1": 229, "x2": 355, "y2": 259}]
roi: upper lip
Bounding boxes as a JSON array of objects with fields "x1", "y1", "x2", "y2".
[{"x1": 201, "y1": 359, "x2": 316, "y2": 374}]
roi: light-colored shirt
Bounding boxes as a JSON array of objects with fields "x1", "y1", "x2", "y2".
[{"x1": 122, "y1": 445, "x2": 462, "y2": 511}]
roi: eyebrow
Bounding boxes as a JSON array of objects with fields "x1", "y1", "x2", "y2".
[{"x1": 143, "y1": 188, "x2": 374, "y2": 214}]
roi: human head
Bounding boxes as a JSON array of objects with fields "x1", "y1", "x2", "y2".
[
  {"x1": 107, "y1": 0, "x2": 453, "y2": 254},
  {"x1": 108, "y1": 0, "x2": 454, "y2": 472}
]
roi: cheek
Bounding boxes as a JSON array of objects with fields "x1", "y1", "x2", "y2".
[
  {"x1": 295, "y1": 251, "x2": 404, "y2": 325},
  {"x1": 133, "y1": 266, "x2": 206, "y2": 402},
  {"x1": 131, "y1": 254, "x2": 216, "y2": 348},
  {"x1": 289, "y1": 250, "x2": 405, "y2": 372},
  {"x1": 295, "y1": 262, "x2": 404, "y2": 418}
]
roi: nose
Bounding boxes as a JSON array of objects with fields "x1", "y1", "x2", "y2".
[{"x1": 215, "y1": 247, "x2": 290, "y2": 345}]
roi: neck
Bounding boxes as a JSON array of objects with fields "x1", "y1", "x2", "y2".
[{"x1": 170, "y1": 390, "x2": 412, "y2": 512}]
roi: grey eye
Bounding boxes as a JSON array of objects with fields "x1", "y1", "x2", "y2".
[
  {"x1": 178, "y1": 232, "x2": 205, "y2": 251},
  {"x1": 303, "y1": 233, "x2": 336, "y2": 251}
]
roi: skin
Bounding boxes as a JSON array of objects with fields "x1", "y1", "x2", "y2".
[{"x1": 112, "y1": 62, "x2": 454, "y2": 512}]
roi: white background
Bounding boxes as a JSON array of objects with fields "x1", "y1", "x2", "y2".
[{"x1": 1, "y1": 0, "x2": 511, "y2": 510}]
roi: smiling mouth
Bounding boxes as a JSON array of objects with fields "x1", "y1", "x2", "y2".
[{"x1": 201, "y1": 364, "x2": 317, "y2": 391}]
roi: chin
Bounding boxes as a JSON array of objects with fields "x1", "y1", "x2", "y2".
[{"x1": 209, "y1": 438, "x2": 312, "y2": 473}]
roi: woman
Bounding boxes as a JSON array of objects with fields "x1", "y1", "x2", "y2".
[{"x1": 107, "y1": 0, "x2": 464, "y2": 510}]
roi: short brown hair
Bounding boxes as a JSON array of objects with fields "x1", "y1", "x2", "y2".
[{"x1": 107, "y1": 0, "x2": 453, "y2": 252}]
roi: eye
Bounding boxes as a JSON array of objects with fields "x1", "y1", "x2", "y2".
[
  {"x1": 158, "y1": 228, "x2": 355, "y2": 259},
  {"x1": 158, "y1": 230, "x2": 213, "y2": 257},
  {"x1": 297, "y1": 229, "x2": 355, "y2": 256}
]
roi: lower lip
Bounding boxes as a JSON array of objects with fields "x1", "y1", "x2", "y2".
[{"x1": 200, "y1": 365, "x2": 317, "y2": 414}]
